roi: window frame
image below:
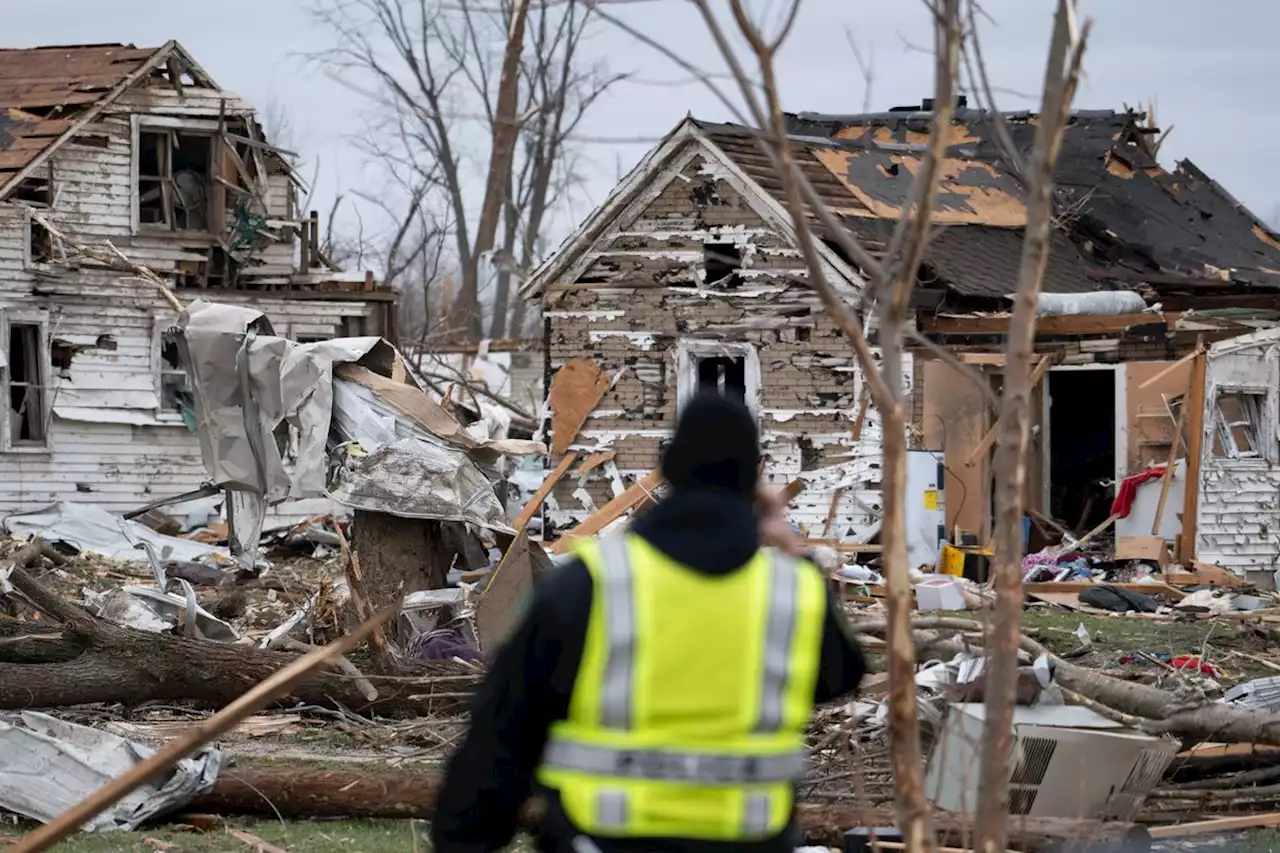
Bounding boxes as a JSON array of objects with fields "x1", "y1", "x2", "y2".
[
  {"x1": 131, "y1": 117, "x2": 217, "y2": 235},
  {"x1": 1, "y1": 312, "x2": 52, "y2": 453},
  {"x1": 674, "y1": 339, "x2": 761, "y2": 418},
  {"x1": 1211, "y1": 387, "x2": 1270, "y2": 461}
]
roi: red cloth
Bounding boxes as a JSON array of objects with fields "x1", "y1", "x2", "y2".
[{"x1": 1110, "y1": 466, "x2": 1168, "y2": 519}]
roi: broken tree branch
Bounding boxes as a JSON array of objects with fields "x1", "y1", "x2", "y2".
[
  {"x1": 977, "y1": 4, "x2": 1091, "y2": 847},
  {"x1": 24, "y1": 209, "x2": 185, "y2": 314},
  {"x1": 7, "y1": 604, "x2": 398, "y2": 853}
]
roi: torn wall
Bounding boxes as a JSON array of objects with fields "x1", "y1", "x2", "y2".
[{"x1": 535, "y1": 146, "x2": 906, "y2": 540}]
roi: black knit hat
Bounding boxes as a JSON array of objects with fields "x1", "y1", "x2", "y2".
[{"x1": 662, "y1": 393, "x2": 760, "y2": 496}]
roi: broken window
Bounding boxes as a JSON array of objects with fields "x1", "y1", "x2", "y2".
[
  {"x1": 696, "y1": 355, "x2": 747, "y2": 402},
  {"x1": 1212, "y1": 390, "x2": 1266, "y2": 459},
  {"x1": 702, "y1": 243, "x2": 742, "y2": 289},
  {"x1": 159, "y1": 336, "x2": 193, "y2": 418},
  {"x1": 138, "y1": 129, "x2": 212, "y2": 231},
  {"x1": 28, "y1": 216, "x2": 52, "y2": 265},
  {"x1": 8, "y1": 323, "x2": 47, "y2": 445}
]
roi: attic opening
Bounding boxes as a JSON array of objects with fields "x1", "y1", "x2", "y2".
[
  {"x1": 1047, "y1": 369, "x2": 1115, "y2": 531},
  {"x1": 138, "y1": 129, "x2": 213, "y2": 231},
  {"x1": 703, "y1": 243, "x2": 742, "y2": 289},
  {"x1": 28, "y1": 216, "x2": 52, "y2": 265},
  {"x1": 8, "y1": 323, "x2": 47, "y2": 445}
]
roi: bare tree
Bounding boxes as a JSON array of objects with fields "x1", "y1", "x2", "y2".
[
  {"x1": 589, "y1": 0, "x2": 1088, "y2": 848},
  {"x1": 313, "y1": 0, "x2": 624, "y2": 342}
]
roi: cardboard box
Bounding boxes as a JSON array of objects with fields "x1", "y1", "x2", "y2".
[{"x1": 1115, "y1": 535, "x2": 1171, "y2": 567}]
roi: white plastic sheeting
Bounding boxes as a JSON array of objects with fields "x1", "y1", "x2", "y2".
[
  {"x1": 2, "y1": 502, "x2": 227, "y2": 564},
  {"x1": 0, "y1": 711, "x2": 223, "y2": 832}
]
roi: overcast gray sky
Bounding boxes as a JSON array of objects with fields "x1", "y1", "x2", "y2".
[{"x1": 10, "y1": 0, "x2": 1280, "y2": 245}]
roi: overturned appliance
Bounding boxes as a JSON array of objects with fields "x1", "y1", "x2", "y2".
[
  {"x1": 175, "y1": 300, "x2": 545, "y2": 566},
  {"x1": 924, "y1": 703, "x2": 1178, "y2": 821}
]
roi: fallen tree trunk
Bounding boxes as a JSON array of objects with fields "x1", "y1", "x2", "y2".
[
  {"x1": 195, "y1": 764, "x2": 1148, "y2": 852},
  {"x1": 0, "y1": 560, "x2": 477, "y2": 717}
]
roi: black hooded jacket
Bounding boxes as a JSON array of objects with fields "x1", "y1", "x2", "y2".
[{"x1": 432, "y1": 396, "x2": 866, "y2": 853}]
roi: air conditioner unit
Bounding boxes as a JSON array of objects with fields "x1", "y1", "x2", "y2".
[{"x1": 924, "y1": 703, "x2": 1179, "y2": 821}]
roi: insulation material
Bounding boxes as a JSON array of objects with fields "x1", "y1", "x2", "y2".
[
  {"x1": 0, "y1": 710, "x2": 223, "y2": 832},
  {"x1": 1029, "y1": 291, "x2": 1148, "y2": 316},
  {"x1": 549, "y1": 358, "x2": 613, "y2": 455},
  {"x1": 327, "y1": 439, "x2": 513, "y2": 531}
]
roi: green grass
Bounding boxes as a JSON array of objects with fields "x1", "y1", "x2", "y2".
[
  {"x1": 1, "y1": 821, "x2": 540, "y2": 852},
  {"x1": 2, "y1": 820, "x2": 426, "y2": 852}
]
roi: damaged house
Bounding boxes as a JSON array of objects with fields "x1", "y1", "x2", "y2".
[
  {"x1": 524, "y1": 105, "x2": 1280, "y2": 581},
  {"x1": 0, "y1": 42, "x2": 393, "y2": 516}
]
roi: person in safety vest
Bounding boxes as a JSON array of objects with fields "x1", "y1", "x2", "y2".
[{"x1": 432, "y1": 392, "x2": 866, "y2": 853}]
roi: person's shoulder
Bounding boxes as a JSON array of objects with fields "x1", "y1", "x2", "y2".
[{"x1": 529, "y1": 555, "x2": 595, "y2": 622}]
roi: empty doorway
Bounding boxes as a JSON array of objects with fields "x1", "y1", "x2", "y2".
[{"x1": 1047, "y1": 368, "x2": 1116, "y2": 531}]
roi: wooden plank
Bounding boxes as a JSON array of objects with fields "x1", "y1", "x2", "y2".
[
  {"x1": 550, "y1": 469, "x2": 662, "y2": 554},
  {"x1": 573, "y1": 450, "x2": 616, "y2": 477},
  {"x1": 1137, "y1": 346, "x2": 1203, "y2": 391},
  {"x1": 548, "y1": 358, "x2": 612, "y2": 456},
  {"x1": 1152, "y1": 391, "x2": 1188, "y2": 535},
  {"x1": 1179, "y1": 349, "x2": 1208, "y2": 562},
  {"x1": 921, "y1": 312, "x2": 1174, "y2": 336},
  {"x1": 512, "y1": 452, "x2": 579, "y2": 533},
  {"x1": 964, "y1": 355, "x2": 1053, "y2": 467},
  {"x1": 1148, "y1": 813, "x2": 1280, "y2": 839}
]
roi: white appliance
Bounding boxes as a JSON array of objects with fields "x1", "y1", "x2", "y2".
[
  {"x1": 924, "y1": 703, "x2": 1179, "y2": 821},
  {"x1": 905, "y1": 449, "x2": 946, "y2": 570}
]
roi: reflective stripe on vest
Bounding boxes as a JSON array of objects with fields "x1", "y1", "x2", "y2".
[{"x1": 542, "y1": 739, "x2": 808, "y2": 784}]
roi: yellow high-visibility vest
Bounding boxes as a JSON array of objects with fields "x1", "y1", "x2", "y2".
[{"x1": 536, "y1": 533, "x2": 826, "y2": 841}]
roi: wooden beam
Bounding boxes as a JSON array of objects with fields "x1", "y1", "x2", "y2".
[
  {"x1": 550, "y1": 469, "x2": 662, "y2": 554},
  {"x1": 1179, "y1": 348, "x2": 1208, "y2": 561},
  {"x1": 921, "y1": 312, "x2": 1174, "y2": 336},
  {"x1": 512, "y1": 452, "x2": 579, "y2": 533},
  {"x1": 1137, "y1": 345, "x2": 1203, "y2": 391},
  {"x1": 964, "y1": 355, "x2": 1053, "y2": 467},
  {"x1": 1148, "y1": 813, "x2": 1280, "y2": 839}
]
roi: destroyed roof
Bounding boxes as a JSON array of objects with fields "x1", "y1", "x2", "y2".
[
  {"x1": 755, "y1": 108, "x2": 1280, "y2": 298},
  {"x1": 522, "y1": 109, "x2": 1280, "y2": 303},
  {"x1": 0, "y1": 41, "x2": 213, "y2": 199}
]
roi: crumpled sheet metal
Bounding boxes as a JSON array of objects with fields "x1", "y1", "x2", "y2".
[
  {"x1": 177, "y1": 299, "x2": 382, "y2": 500},
  {"x1": 0, "y1": 711, "x2": 223, "y2": 832},
  {"x1": 327, "y1": 438, "x2": 514, "y2": 531},
  {"x1": 86, "y1": 585, "x2": 239, "y2": 642},
  {"x1": 1, "y1": 502, "x2": 227, "y2": 564}
]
